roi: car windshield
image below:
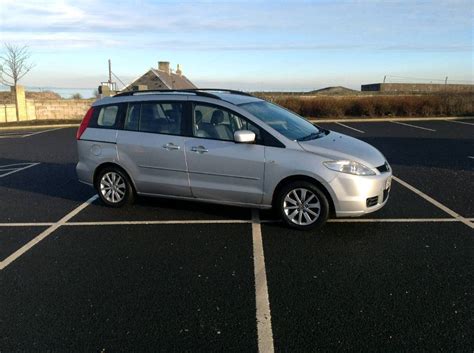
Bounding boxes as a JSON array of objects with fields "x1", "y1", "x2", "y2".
[{"x1": 238, "y1": 101, "x2": 321, "y2": 141}]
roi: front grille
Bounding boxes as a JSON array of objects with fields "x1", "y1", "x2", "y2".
[
  {"x1": 366, "y1": 196, "x2": 378, "y2": 207},
  {"x1": 377, "y1": 162, "x2": 390, "y2": 173}
]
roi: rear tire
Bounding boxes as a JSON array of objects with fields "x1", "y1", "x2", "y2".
[
  {"x1": 96, "y1": 167, "x2": 135, "y2": 207},
  {"x1": 276, "y1": 181, "x2": 329, "y2": 230}
]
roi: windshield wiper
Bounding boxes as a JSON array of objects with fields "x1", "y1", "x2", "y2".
[{"x1": 297, "y1": 131, "x2": 324, "y2": 141}]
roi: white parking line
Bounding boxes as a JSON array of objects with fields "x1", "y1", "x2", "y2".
[
  {"x1": 22, "y1": 127, "x2": 64, "y2": 137},
  {"x1": 393, "y1": 176, "x2": 473, "y2": 229},
  {"x1": 1, "y1": 218, "x2": 474, "y2": 227},
  {"x1": 251, "y1": 210, "x2": 275, "y2": 353},
  {"x1": 0, "y1": 162, "x2": 40, "y2": 178},
  {"x1": 468, "y1": 156, "x2": 474, "y2": 159},
  {"x1": 0, "y1": 195, "x2": 98, "y2": 271},
  {"x1": 390, "y1": 121, "x2": 436, "y2": 132},
  {"x1": 335, "y1": 122, "x2": 365, "y2": 133},
  {"x1": 65, "y1": 219, "x2": 251, "y2": 226},
  {"x1": 342, "y1": 217, "x2": 470, "y2": 223},
  {"x1": 445, "y1": 119, "x2": 474, "y2": 126}
]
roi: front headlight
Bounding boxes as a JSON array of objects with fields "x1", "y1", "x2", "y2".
[{"x1": 323, "y1": 160, "x2": 376, "y2": 176}]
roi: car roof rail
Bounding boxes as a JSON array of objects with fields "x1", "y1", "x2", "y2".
[
  {"x1": 113, "y1": 88, "x2": 254, "y2": 99},
  {"x1": 189, "y1": 88, "x2": 254, "y2": 97},
  {"x1": 113, "y1": 89, "x2": 222, "y2": 99}
]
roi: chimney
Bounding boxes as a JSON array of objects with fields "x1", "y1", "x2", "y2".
[
  {"x1": 176, "y1": 64, "x2": 182, "y2": 76},
  {"x1": 158, "y1": 61, "x2": 170, "y2": 74}
]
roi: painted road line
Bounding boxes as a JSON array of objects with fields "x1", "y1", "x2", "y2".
[
  {"x1": 0, "y1": 162, "x2": 40, "y2": 178},
  {"x1": 2, "y1": 218, "x2": 474, "y2": 228},
  {"x1": 0, "y1": 195, "x2": 98, "y2": 271},
  {"x1": 393, "y1": 176, "x2": 473, "y2": 229},
  {"x1": 260, "y1": 218, "x2": 474, "y2": 224},
  {"x1": 468, "y1": 156, "x2": 474, "y2": 159},
  {"x1": 335, "y1": 122, "x2": 365, "y2": 133},
  {"x1": 390, "y1": 121, "x2": 436, "y2": 132},
  {"x1": 308, "y1": 116, "x2": 474, "y2": 123},
  {"x1": 65, "y1": 219, "x2": 252, "y2": 226},
  {"x1": 251, "y1": 209, "x2": 275, "y2": 353},
  {"x1": 0, "y1": 123, "x2": 79, "y2": 131},
  {"x1": 22, "y1": 127, "x2": 64, "y2": 137},
  {"x1": 445, "y1": 119, "x2": 474, "y2": 126},
  {"x1": 0, "y1": 222, "x2": 55, "y2": 227},
  {"x1": 328, "y1": 218, "x2": 461, "y2": 223}
]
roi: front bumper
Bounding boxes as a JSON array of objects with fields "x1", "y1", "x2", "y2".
[{"x1": 328, "y1": 171, "x2": 392, "y2": 217}]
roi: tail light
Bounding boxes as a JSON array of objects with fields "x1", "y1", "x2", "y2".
[{"x1": 76, "y1": 107, "x2": 94, "y2": 140}]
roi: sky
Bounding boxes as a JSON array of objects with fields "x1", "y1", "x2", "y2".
[{"x1": 0, "y1": 0, "x2": 473, "y2": 95}]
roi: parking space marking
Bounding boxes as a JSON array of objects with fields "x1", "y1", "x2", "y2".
[
  {"x1": 393, "y1": 176, "x2": 473, "y2": 229},
  {"x1": 2, "y1": 218, "x2": 474, "y2": 228},
  {"x1": 0, "y1": 128, "x2": 64, "y2": 139},
  {"x1": 251, "y1": 210, "x2": 275, "y2": 353},
  {"x1": 65, "y1": 219, "x2": 251, "y2": 226},
  {"x1": 0, "y1": 162, "x2": 40, "y2": 178},
  {"x1": 445, "y1": 119, "x2": 474, "y2": 126},
  {"x1": 390, "y1": 121, "x2": 436, "y2": 132},
  {"x1": 0, "y1": 222, "x2": 55, "y2": 227},
  {"x1": 468, "y1": 156, "x2": 474, "y2": 159},
  {"x1": 21, "y1": 127, "x2": 64, "y2": 137},
  {"x1": 335, "y1": 122, "x2": 365, "y2": 133},
  {"x1": 0, "y1": 195, "x2": 98, "y2": 271}
]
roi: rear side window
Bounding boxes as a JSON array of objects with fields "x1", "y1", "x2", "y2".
[
  {"x1": 89, "y1": 104, "x2": 121, "y2": 129},
  {"x1": 97, "y1": 106, "x2": 118, "y2": 127},
  {"x1": 124, "y1": 102, "x2": 184, "y2": 135}
]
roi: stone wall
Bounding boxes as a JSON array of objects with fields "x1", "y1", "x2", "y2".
[
  {"x1": 32, "y1": 99, "x2": 93, "y2": 120},
  {"x1": 0, "y1": 104, "x2": 17, "y2": 123},
  {"x1": 0, "y1": 85, "x2": 94, "y2": 123},
  {"x1": 361, "y1": 83, "x2": 474, "y2": 94}
]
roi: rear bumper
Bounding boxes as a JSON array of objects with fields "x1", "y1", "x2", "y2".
[{"x1": 76, "y1": 161, "x2": 94, "y2": 185}]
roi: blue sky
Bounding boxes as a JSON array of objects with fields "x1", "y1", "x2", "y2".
[{"x1": 1, "y1": 0, "x2": 473, "y2": 92}]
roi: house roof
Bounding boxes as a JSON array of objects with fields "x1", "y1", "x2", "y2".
[{"x1": 122, "y1": 68, "x2": 196, "y2": 92}]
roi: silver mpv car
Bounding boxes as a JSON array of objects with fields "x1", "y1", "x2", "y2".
[{"x1": 76, "y1": 89, "x2": 391, "y2": 230}]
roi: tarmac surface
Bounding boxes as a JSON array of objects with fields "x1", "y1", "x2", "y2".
[{"x1": 0, "y1": 120, "x2": 473, "y2": 352}]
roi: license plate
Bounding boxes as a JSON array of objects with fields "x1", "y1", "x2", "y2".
[{"x1": 385, "y1": 176, "x2": 392, "y2": 190}]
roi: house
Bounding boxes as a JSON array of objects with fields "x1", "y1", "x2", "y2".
[{"x1": 123, "y1": 61, "x2": 197, "y2": 91}]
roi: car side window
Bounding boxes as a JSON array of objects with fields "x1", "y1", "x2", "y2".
[
  {"x1": 124, "y1": 102, "x2": 183, "y2": 135},
  {"x1": 89, "y1": 104, "x2": 121, "y2": 129},
  {"x1": 192, "y1": 103, "x2": 262, "y2": 142}
]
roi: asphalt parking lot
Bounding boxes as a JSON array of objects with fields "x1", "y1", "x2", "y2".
[{"x1": 0, "y1": 119, "x2": 473, "y2": 352}]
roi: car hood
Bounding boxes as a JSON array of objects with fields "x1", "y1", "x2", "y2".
[{"x1": 298, "y1": 131, "x2": 386, "y2": 168}]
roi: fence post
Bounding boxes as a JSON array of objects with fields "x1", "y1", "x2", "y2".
[{"x1": 11, "y1": 85, "x2": 27, "y2": 121}]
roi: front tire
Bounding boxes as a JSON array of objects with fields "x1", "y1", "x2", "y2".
[
  {"x1": 96, "y1": 167, "x2": 135, "y2": 207},
  {"x1": 277, "y1": 181, "x2": 329, "y2": 230}
]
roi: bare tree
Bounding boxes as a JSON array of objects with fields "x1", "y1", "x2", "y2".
[{"x1": 0, "y1": 43, "x2": 35, "y2": 86}]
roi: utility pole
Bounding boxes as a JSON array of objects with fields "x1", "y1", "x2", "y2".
[
  {"x1": 445, "y1": 76, "x2": 448, "y2": 85},
  {"x1": 108, "y1": 59, "x2": 112, "y2": 86},
  {"x1": 383, "y1": 75, "x2": 386, "y2": 83}
]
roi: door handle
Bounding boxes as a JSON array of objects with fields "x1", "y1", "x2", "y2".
[
  {"x1": 191, "y1": 145, "x2": 208, "y2": 153},
  {"x1": 163, "y1": 143, "x2": 180, "y2": 151}
]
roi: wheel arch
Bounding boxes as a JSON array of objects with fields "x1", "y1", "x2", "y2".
[
  {"x1": 93, "y1": 162, "x2": 137, "y2": 193},
  {"x1": 272, "y1": 175, "x2": 336, "y2": 216}
]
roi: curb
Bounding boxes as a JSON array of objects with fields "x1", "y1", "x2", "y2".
[
  {"x1": 308, "y1": 116, "x2": 474, "y2": 123},
  {"x1": 0, "y1": 123, "x2": 80, "y2": 131}
]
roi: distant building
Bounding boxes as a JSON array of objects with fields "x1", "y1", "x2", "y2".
[
  {"x1": 123, "y1": 61, "x2": 197, "y2": 91},
  {"x1": 361, "y1": 83, "x2": 474, "y2": 94}
]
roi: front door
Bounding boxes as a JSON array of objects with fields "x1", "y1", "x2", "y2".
[{"x1": 185, "y1": 103, "x2": 265, "y2": 204}]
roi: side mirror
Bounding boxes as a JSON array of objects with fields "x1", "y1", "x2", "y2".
[{"x1": 234, "y1": 130, "x2": 256, "y2": 143}]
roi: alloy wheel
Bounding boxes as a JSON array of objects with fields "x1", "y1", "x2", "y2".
[
  {"x1": 100, "y1": 171, "x2": 126, "y2": 204},
  {"x1": 283, "y1": 188, "x2": 321, "y2": 226}
]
